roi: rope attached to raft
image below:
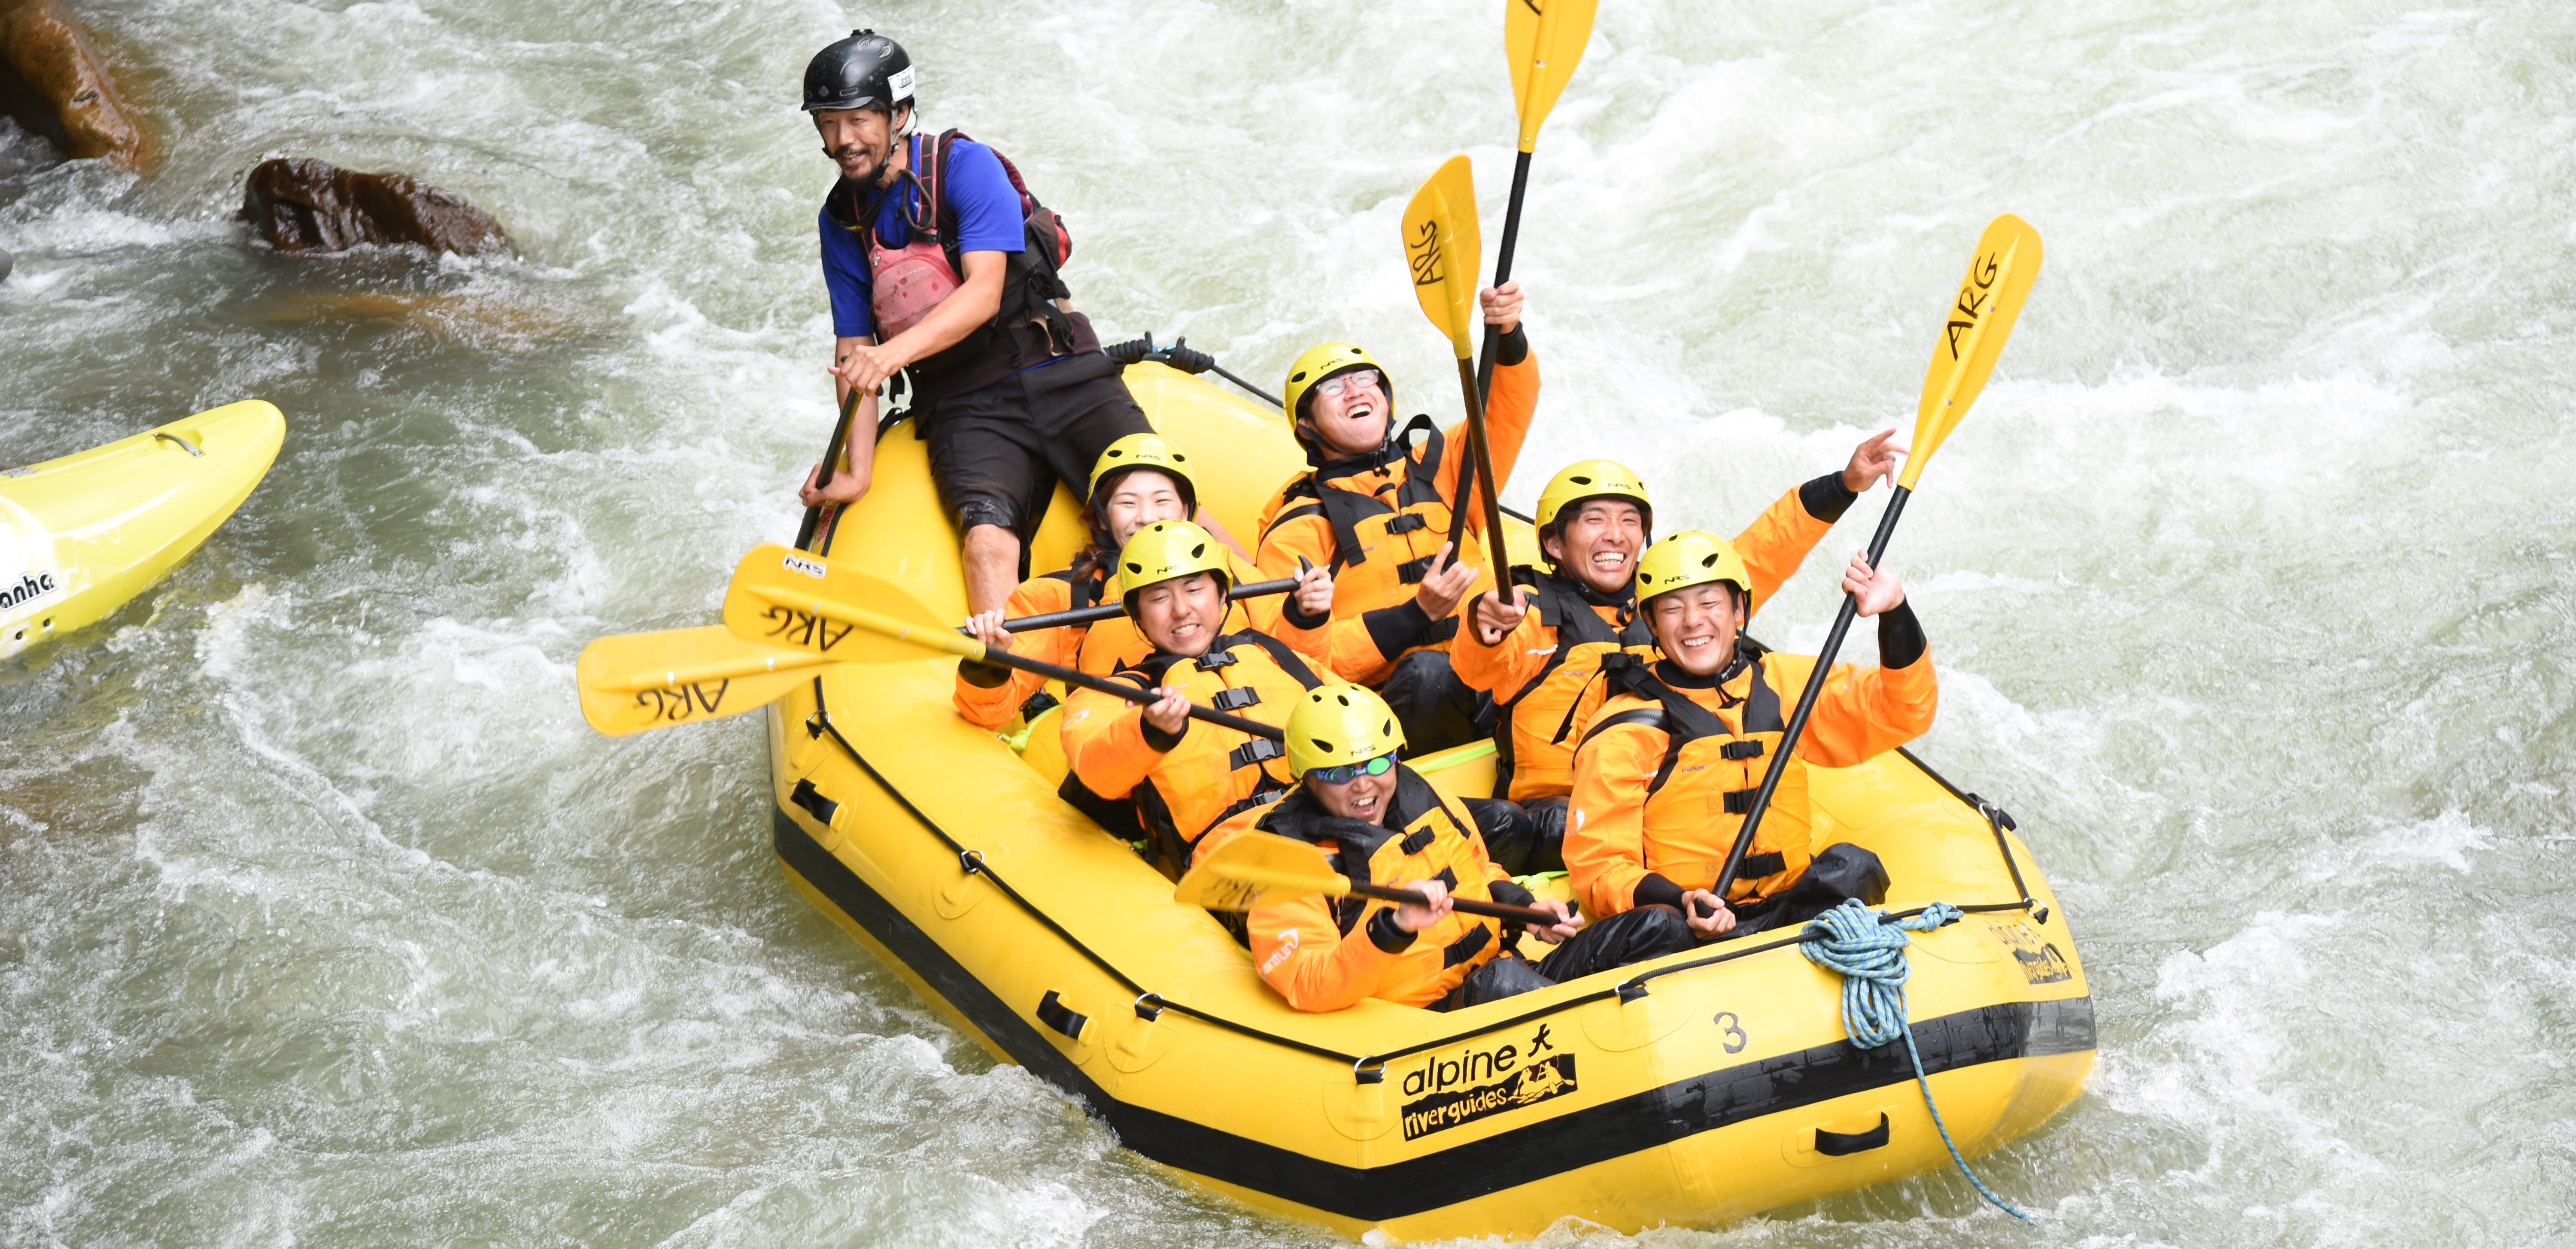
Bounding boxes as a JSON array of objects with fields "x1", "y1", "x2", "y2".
[{"x1": 1801, "y1": 898, "x2": 2036, "y2": 1224}]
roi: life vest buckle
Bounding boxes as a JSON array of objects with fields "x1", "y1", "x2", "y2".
[
  {"x1": 1720, "y1": 740, "x2": 1765, "y2": 760},
  {"x1": 1722, "y1": 788, "x2": 1759, "y2": 815},
  {"x1": 1209, "y1": 686, "x2": 1261, "y2": 711},
  {"x1": 1228, "y1": 738, "x2": 1285, "y2": 769},
  {"x1": 1395, "y1": 555, "x2": 1434, "y2": 585},
  {"x1": 1194, "y1": 649, "x2": 1239, "y2": 670},
  {"x1": 1383, "y1": 512, "x2": 1429, "y2": 535}
]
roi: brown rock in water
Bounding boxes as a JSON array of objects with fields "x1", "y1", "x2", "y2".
[
  {"x1": 238, "y1": 158, "x2": 511, "y2": 258},
  {"x1": 0, "y1": 0, "x2": 149, "y2": 168}
]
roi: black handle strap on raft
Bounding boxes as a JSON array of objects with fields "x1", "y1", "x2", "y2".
[
  {"x1": 1814, "y1": 1113, "x2": 1891, "y2": 1156},
  {"x1": 1036, "y1": 989, "x2": 1090, "y2": 1042},
  {"x1": 1102, "y1": 330, "x2": 1282, "y2": 409}
]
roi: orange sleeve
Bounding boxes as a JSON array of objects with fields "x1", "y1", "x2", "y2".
[
  {"x1": 1563, "y1": 717, "x2": 1666, "y2": 919},
  {"x1": 1059, "y1": 681, "x2": 1169, "y2": 802},
  {"x1": 1255, "y1": 510, "x2": 1395, "y2": 683},
  {"x1": 1449, "y1": 603, "x2": 1555, "y2": 700},
  {"x1": 1788, "y1": 646, "x2": 1939, "y2": 769},
  {"x1": 1438, "y1": 350, "x2": 1540, "y2": 537},
  {"x1": 1728, "y1": 484, "x2": 1835, "y2": 618},
  {"x1": 1250, "y1": 889, "x2": 1406, "y2": 1013},
  {"x1": 953, "y1": 576, "x2": 1072, "y2": 728}
]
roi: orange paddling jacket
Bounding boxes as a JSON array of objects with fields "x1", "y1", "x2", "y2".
[
  {"x1": 1564, "y1": 621, "x2": 1936, "y2": 919},
  {"x1": 1252, "y1": 340, "x2": 1539, "y2": 686},
  {"x1": 955, "y1": 549, "x2": 1321, "y2": 728},
  {"x1": 1219, "y1": 766, "x2": 1533, "y2": 1011},
  {"x1": 1060, "y1": 627, "x2": 1327, "y2": 864},
  {"x1": 1452, "y1": 474, "x2": 1859, "y2": 801}
]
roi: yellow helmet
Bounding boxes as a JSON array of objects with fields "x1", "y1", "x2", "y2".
[
  {"x1": 1634, "y1": 530, "x2": 1751, "y2": 606},
  {"x1": 1086, "y1": 433, "x2": 1199, "y2": 515},
  {"x1": 1285, "y1": 682, "x2": 1407, "y2": 779},
  {"x1": 1116, "y1": 519, "x2": 1233, "y2": 604},
  {"x1": 1533, "y1": 458, "x2": 1653, "y2": 534},
  {"x1": 1280, "y1": 341, "x2": 1390, "y2": 424}
]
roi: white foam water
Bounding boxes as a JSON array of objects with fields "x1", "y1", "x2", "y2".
[{"x1": 5, "y1": 0, "x2": 2574, "y2": 1243}]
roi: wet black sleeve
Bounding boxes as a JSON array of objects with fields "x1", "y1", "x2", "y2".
[
  {"x1": 957, "y1": 659, "x2": 1012, "y2": 688},
  {"x1": 1367, "y1": 907, "x2": 1420, "y2": 953},
  {"x1": 1282, "y1": 594, "x2": 1330, "y2": 631},
  {"x1": 1877, "y1": 600, "x2": 1925, "y2": 670},
  {"x1": 1493, "y1": 324, "x2": 1529, "y2": 367},
  {"x1": 1798, "y1": 472, "x2": 1859, "y2": 523},
  {"x1": 1489, "y1": 879, "x2": 1537, "y2": 909},
  {"x1": 1361, "y1": 600, "x2": 1437, "y2": 660},
  {"x1": 1142, "y1": 718, "x2": 1188, "y2": 753},
  {"x1": 1632, "y1": 873, "x2": 1687, "y2": 911}
]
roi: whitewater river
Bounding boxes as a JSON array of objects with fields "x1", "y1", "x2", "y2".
[{"x1": 5, "y1": 0, "x2": 2573, "y2": 1243}]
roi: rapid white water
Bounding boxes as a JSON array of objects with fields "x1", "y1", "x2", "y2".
[{"x1": 4, "y1": 0, "x2": 2573, "y2": 1243}]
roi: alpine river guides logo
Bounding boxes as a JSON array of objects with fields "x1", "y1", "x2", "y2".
[{"x1": 1399, "y1": 1032, "x2": 1579, "y2": 1141}]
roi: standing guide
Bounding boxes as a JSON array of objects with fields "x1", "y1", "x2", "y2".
[{"x1": 795, "y1": 30, "x2": 1155, "y2": 615}]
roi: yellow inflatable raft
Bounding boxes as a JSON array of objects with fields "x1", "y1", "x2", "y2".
[
  {"x1": 766, "y1": 364, "x2": 2091, "y2": 1237},
  {"x1": 0, "y1": 401, "x2": 285, "y2": 658}
]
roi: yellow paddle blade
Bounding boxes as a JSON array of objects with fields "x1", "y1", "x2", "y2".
[
  {"x1": 1400, "y1": 154, "x2": 1482, "y2": 360},
  {"x1": 719, "y1": 543, "x2": 984, "y2": 664},
  {"x1": 1902, "y1": 213, "x2": 2043, "y2": 490},
  {"x1": 1173, "y1": 830, "x2": 1352, "y2": 912},
  {"x1": 1504, "y1": 0, "x2": 1599, "y2": 150},
  {"x1": 575, "y1": 625, "x2": 828, "y2": 737}
]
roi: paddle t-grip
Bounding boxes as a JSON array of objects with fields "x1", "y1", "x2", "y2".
[{"x1": 1711, "y1": 486, "x2": 1912, "y2": 902}]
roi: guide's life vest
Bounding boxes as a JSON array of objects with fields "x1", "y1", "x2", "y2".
[{"x1": 825, "y1": 129, "x2": 1084, "y2": 400}]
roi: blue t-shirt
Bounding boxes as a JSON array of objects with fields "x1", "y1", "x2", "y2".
[{"x1": 819, "y1": 134, "x2": 1025, "y2": 340}]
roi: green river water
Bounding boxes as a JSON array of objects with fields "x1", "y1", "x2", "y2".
[{"x1": 3, "y1": 0, "x2": 2573, "y2": 1244}]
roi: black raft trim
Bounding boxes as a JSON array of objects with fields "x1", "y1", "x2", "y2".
[{"x1": 771, "y1": 798, "x2": 2094, "y2": 1222}]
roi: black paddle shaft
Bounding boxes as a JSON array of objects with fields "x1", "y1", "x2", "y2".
[
  {"x1": 965, "y1": 638, "x2": 1284, "y2": 740},
  {"x1": 1448, "y1": 149, "x2": 1535, "y2": 556},
  {"x1": 994, "y1": 570, "x2": 1303, "y2": 634},
  {"x1": 794, "y1": 385, "x2": 866, "y2": 552},
  {"x1": 1348, "y1": 880, "x2": 1560, "y2": 927},
  {"x1": 1712, "y1": 486, "x2": 1913, "y2": 900}
]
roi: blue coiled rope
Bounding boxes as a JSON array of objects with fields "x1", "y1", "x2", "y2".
[{"x1": 1800, "y1": 898, "x2": 2035, "y2": 1223}]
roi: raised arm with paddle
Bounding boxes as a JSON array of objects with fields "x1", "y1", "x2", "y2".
[{"x1": 1709, "y1": 214, "x2": 2043, "y2": 906}]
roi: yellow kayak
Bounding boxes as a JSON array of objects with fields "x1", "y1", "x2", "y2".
[
  {"x1": 0, "y1": 401, "x2": 286, "y2": 658},
  {"x1": 767, "y1": 363, "x2": 2090, "y2": 1237}
]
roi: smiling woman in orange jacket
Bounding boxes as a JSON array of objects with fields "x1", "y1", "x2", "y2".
[
  {"x1": 1213, "y1": 684, "x2": 1692, "y2": 1012},
  {"x1": 1564, "y1": 530, "x2": 1937, "y2": 941},
  {"x1": 1058, "y1": 521, "x2": 1333, "y2": 871},
  {"x1": 1250, "y1": 283, "x2": 1534, "y2": 754},
  {"x1": 953, "y1": 434, "x2": 1331, "y2": 730}
]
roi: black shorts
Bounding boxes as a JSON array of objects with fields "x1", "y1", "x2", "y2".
[{"x1": 919, "y1": 351, "x2": 1152, "y2": 545}]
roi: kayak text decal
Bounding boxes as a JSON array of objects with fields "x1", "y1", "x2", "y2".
[
  {"x1": 1, "y1": 570, "x2": 62, "y2": 614},
  {"x1": 1400, "y1": 1050, "x2": 1576, "y2": 1140}
]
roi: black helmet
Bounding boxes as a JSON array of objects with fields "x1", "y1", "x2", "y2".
[{"x1": 802, "y1": 29, "x2": 915, "y2": 115}]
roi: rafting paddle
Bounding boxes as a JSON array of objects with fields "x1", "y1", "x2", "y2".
[
  {"x1": 987, "y1": 566, "x2": 1306, "y2": 634},
  {"x1": 1401, "y1": 155, "x2": 1512, "y2": 587},
  {"x1": 574, "y1": 625, "x2": 830, "y2": 737},
  {"x1": 1710, "y1": 214, "x2": 2042, "y2": 905},
  {"x1": 720, "y1": 543, "x2": 1285, "y2": 739},
  {"x1": 1177, "y1": 829, "x2": 1563, "y2": 925},
  {"x1": 794, "y1": 384, "x2": 866, "y2": 552},
  {"x1": 1442, "y1": 0, "x2": 1600, "y2": 557}
]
